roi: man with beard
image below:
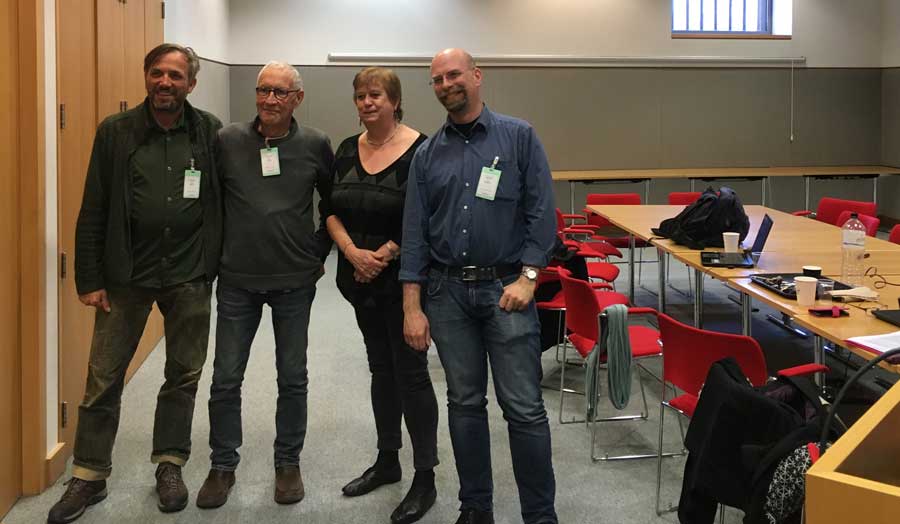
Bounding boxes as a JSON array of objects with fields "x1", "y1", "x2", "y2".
[
  {"x1": 400, "y1": 48, "x2": 558, "y2": 524},
  {"x1": 195, "y1": 61, "x2": 333, "y2": 509},
  {"x1": 48, "y1": 43, "x2": 222, "y2": 524}
]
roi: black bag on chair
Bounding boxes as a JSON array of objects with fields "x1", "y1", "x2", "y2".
[{"x1": 652, "y1": 187, "x2": 750, "y2": 249}]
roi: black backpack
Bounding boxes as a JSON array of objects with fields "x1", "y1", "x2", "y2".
[{"x1": 652, "y1": 187, "x2": 750, "y2": 249}]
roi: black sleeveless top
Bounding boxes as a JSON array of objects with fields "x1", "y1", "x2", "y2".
[{"x1": 330, "y1": 133, "x2": 427, "y2": 304}]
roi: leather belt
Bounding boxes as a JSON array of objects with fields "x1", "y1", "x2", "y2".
[{"x1": 432, "y1": 262, "x2": 521, "y2": 282}]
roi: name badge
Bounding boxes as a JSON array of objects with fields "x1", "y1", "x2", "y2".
[
  {"x1": 475, "y1": 166, "x2": 501, "y2": 201},
  {"x1": 183, "y1": 169, "x2": 201, "y2": 199},
  {"x1": 260, "y1": 147, "x2": 281, "y2": 177}
]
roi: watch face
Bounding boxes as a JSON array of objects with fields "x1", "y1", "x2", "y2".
[{"x1": 524, "y1": 268, "x2": 538, "y2": 280}]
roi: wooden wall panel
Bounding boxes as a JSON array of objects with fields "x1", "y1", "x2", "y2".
[
  {"x1": 0, "y1": 0, "x2": 23, "y2": 514},
  {"x1": 96, "y1": 0, "x2": 124, "y2": 122},
  {"x1": 56, "y1": 0, "x2": 97, "y2": 457}
]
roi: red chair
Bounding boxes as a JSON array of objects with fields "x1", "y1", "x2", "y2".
[
  {"x1": 889, "y1": 224, "x2": 900, "y2": 244},
  {"x1": 654, "y1": 313, "x2": 828, "y2": 515},
  {"x1": 555, "y1": 209, "x2": 622, "y2": 284},
  {"x1": 583, "y1": 193, "x2": 645, "y2": 249},
  {"x1": 793, "y1": 197, "x2": 876, "y2": 226},
  {"x1": 667, "y1": 192, "x2": 702, "y2": 206},
  {"x1": 836, "y1": 210, "x2": 880, "y2": 237}
]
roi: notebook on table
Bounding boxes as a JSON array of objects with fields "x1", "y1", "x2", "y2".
[{"x1": 700, "y1": 214, "x2": 774, "y2": 268}]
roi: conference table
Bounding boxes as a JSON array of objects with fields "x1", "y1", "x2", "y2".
[
  {"x1": 587, "y1": 203, "x2": 900, "y2": 375},
  {"x1": 555, "y1": 165, "x2": 899, "y2": 213}
]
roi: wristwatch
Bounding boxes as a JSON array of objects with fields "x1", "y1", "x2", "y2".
[{"x1": 521, "y1": 266, "x2": 539, "y2": 282}]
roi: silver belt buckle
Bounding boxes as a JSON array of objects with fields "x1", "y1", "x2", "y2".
[{"x1": 461, "y1": 266, "x2": 478, "y2": 281}]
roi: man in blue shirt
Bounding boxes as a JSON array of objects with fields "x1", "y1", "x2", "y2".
[{"x1": 400, "y1": 48, "x2": 558, "y2": 524}]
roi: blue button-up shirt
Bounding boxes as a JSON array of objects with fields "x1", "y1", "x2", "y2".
[{"x1": 399, "y1": 106, "x2": 556, "y2": 283}]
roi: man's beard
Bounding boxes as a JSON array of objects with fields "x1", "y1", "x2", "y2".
[
  {"x1": 150, "y1": 88, "x2": 185, "y2": 113},
  {"x1": 438, "y1": 87, "x2": 467, "y2": 113}
]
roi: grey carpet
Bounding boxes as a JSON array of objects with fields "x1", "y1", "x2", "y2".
[{"x1": 5, "y1": 248, "x2": 891, "y2": 524}]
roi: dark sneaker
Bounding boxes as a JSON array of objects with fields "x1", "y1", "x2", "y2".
[
  {"x1": 155, "y1": 463, "x2": 188, "y2": 513},
  {"x1": 196, "y1": 469, "x2": 236, "y2": 509},
  {"x1": 390, "y1": 481, "x2": 436, "y2": 524},
  {"x1": 274, "y1": 465, "x2": 304, "y2": 504},
  {"x1": 454, "y1": 508, "x2": 495, "y2": 524},
  {"x1": 47, "y1": 478, "x2": 107, "y2": 524}
]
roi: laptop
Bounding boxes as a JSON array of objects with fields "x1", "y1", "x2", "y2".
[
  {"x1": 700, "y1": 214, "x2": 774, "y2": 268},
  {"x1": 873, "y1": 309, "x2": 900, "y2": 328}
]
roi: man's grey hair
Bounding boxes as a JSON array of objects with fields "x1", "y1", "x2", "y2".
[{"x1": 258, "y1": 61, "x2": 303, "y2": 91}]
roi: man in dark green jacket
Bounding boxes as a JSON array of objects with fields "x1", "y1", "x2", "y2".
[{"x1": 49, "y1": 43, "x2": 222, "y2": 524}]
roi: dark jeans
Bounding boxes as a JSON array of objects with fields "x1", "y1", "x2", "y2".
[
  {"x1": 208, "y1": 283, "x2": 316, "y2": 471},
  {"x1": 425, "y1": 269, "x2": 558, "y2": 524},
  {"x1": 72, "y1": 281, "x2": 212, "y2": 480},
  {"x1": 352, "y1": 295, "x2": 439, "y2": 471}
]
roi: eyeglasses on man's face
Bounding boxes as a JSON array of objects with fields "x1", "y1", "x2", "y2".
[
  {"x1": 429, "y1": 68, "x2": 471, "y2": 87},
  {"x1": 255, "y1": 86, "x2": 300, "y2": 100}
]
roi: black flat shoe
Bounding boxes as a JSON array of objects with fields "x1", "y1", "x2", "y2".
[
  {"x1": 390, "y1": 483, "x2": 436, "y2": 524},
  {"x1": 341, "y1": 465, "x2": 401, "y2": 497}
]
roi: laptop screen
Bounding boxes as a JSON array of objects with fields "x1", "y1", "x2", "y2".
[{"x1": 749, "y1": 214, "x2": 774, "y2": 254}]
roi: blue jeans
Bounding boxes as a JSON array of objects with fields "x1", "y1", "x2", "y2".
[
  {"x1": 208, "y1": 283, "x2": 316, "y2": 470},
  {"x1": 425, "y1": 269, "x2": 557, "y2": 524}
]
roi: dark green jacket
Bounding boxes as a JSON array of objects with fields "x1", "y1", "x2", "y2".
[{"x1": 74, "y1": 100, "x2": 223, "y2": 295}]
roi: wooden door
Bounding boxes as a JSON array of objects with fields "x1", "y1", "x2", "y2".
[
  {"x1": 123, "y1": 0, "x2": 146, "y2": 108},
  {"x1": 96, "y1": 0, "x2": 125, "y2": 121},
  {"x1": 0, "y1": 0, "x2": 23, "y2": 516},
  {"x1": 56, "y1": 0, "x2": 98, "y2": 452}
]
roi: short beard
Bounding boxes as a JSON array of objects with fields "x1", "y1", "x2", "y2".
[{"x1": 439, "y1": 89, "x2": 467, "y2": 114}]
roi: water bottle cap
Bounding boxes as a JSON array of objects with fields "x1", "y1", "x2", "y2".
[{"x1": 850, "y1": 212, "x2": 858, "y2": 219}]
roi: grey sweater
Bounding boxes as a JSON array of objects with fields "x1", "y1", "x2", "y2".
[{"x1": 217, "y1": 118, "x2": 334, "y2": 290}]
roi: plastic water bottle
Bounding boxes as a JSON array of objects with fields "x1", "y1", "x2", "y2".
[{"x1": 841, "y1": 212, "x2": 867, "y2": 286}]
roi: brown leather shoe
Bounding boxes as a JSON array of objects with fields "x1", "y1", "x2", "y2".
[
  {"x1": 196, "y1": 469, "x2": 236, "y2": 509},
  {"x1": 47, "y1": 478, "x2": 107, "y2": 524},
  {"x1": 155, "y1": 463, "x2": 188, "y2": 513},
  {"x1": 274, "y1": 465, "x2": 304, "y2": 504}
]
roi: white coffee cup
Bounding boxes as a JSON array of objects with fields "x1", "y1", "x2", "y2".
[
  {"x1": 722, "y1": 232, "x2": 740, "y2": 253},
  {"x1": 794, "y1": 276, "x2": 818, "y2": 307}
]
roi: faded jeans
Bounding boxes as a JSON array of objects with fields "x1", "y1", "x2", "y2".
[
  {"x1": 208, "y1": 283, "x2": 316, "y2": 470},
  {"x1": 425, "y1": 268, "x2": 558, "y2": 524},
  {"x1": 72, "y1": 280, "x2": 212, "y2": 480}
]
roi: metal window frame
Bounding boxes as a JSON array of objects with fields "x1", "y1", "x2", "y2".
[{"x1": 672, "y1": 0, "x2": 776, "y2": 35}]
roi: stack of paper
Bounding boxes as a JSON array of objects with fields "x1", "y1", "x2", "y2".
[{"x1": 846, "y1": 331, "x2": 900, "y2": 363}]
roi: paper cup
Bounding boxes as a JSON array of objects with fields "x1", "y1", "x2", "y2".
[
  {"x1": 794, "y1": 276, "x2": 818, "y2": 307},
  {"x1": 722, "y1": 232, "x2": 740, "y2": 253},
  {"x1": 802, "y1": 265, "x2": 822, "y2": 278}
]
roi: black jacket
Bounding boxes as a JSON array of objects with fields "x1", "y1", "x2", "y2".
[{"x1": 74, "y1": 100, "x2": 223, "y2": 294}]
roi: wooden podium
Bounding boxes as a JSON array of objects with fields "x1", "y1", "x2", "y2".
[{"x1": 806, "y1": 380, "x2": 900, "y2": 523}]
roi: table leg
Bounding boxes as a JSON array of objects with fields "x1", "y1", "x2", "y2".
[
  {"x1": 813, "y1": 335, "x2": 824, "y2": 387},
  {"x1": 761, "y1": 178, "x2": 766, "y2": 206},
  {"x1": 690, "y1": 179, "x2": 696, "y2": 192},
  {"x1": 569, "y1": 181, "x2": 575, "y2": 213},
  {"x1": 741, "y1": 293, "x2": 752, "y2": 336},
  {"x1": 644, "y1": 179, "x2": 650, "y2": 205},
  {"x1": 873, "y1": 175, "x2": 878, "y2": 206},
  {"x1": 805, "y1": 176, "x2": 810, "y2": 212},
  {"x1": 657, "y1": 247, "x2": 666, "y2": 313},
  {"x1": 693, "y1": 268, "x2": 704, "y2": 328},
  {"x1": 628, "y1": 234, "x2": 635, "y2": 303}
]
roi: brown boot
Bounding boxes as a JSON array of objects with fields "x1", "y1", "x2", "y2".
[
  {"x1": 47, "y1": 478, "x2": 107, "y2": 524},
  {"x1": 196, "y1": 469, "x2": 236, "y2": 509},
  {"x1": 274, "y1": 465, "x2": 304, "y2": 504},
  {"x1": 155, "y1": 462, "x2": 188, "y2": 512}
]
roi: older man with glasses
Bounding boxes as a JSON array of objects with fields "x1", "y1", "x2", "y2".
[{"x1": 196, "y1": 61, "x2": 334, "y2": 509}]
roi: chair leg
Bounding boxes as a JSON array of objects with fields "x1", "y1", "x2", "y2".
[{"x1": 655, "y1": 399, "x2": 666, "y2": 515}]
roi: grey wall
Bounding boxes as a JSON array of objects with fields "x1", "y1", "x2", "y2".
[
  {"x1": 190, "y1": 58, "x2": 231, "y2": 124},
  {"x1": 225, "y1": 64, "x2": 892, "y2": 215},
  {"x1": 882, "y1": 69, "x2": 900, "y2": 220}
]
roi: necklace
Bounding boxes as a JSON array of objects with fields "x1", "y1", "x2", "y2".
[{"x1": 365, "y1": 124, "x2": 400, "y2": 148}]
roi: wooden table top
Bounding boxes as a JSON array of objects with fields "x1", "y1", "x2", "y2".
[
  {"x1": 730, "y1": 278, "x2": 900, "y2": 373},
  {"x1": 672, "y1": 250, "x2": 900, "y2": 280},
  {"x1": 553, "y1": 165, "x2": 900, "y2": 182},
  {"x1": 588, "y1": 204, "x2": 900, "y2": 255}
]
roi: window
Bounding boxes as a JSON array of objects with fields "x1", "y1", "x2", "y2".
[{"x1": 672, "y1": 0, "x2": 792, "y2": 37}]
